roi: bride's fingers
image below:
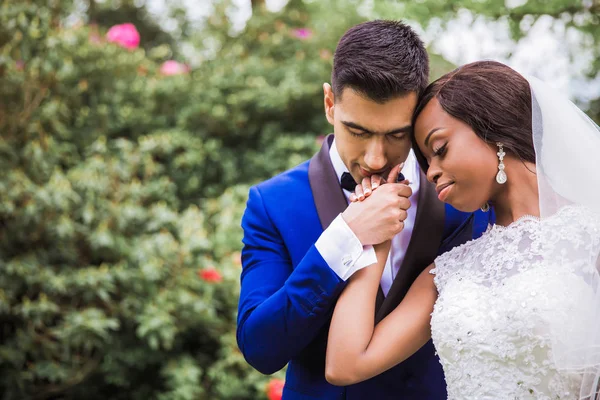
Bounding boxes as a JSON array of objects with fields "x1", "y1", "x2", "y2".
[
  {"x1": 386, "y1": 164, "x2": 400, "y2": 184},
  {"x1": 361, "y1": 177, "x2": 373, "y2": 197},
  {"x1": 386, "y1": 162, "x2": 405, "y2": 184},
  {"x1": 371, "y1": 174, "x2": 384, "y2": 190},
  {"x1": 354, "y1": 183, "x2": 365, "y2": 201}
]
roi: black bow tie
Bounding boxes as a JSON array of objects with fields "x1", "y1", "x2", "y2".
[
  {"x1": 341, "y1": 172, "x2": 357, "y2": 191},
  {"x1": 340, "y1": 171, "x2": 406, "y2": 192}
]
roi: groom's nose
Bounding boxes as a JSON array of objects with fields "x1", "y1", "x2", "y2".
[{"x1": 363, "y1": 138, "x2": 387, "y2": 172}]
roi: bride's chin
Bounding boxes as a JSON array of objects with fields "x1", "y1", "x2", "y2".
[{"x1": 447, "y1": 199, "x2": 480, "y2": 213}]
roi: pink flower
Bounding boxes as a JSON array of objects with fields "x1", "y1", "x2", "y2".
[
  {"x1": 106, "y1": 23, "x2": 140, "y2": 50},
  {"x1": 198, "y1": 268, "x2": 222, "y2": 283},
  {"x1": 315, "y1": 135, "x2": 325, "y2": 146},
  {"x1": 159, "y1": 60, "x2": 190, "y2": 76},
  {"x1": 266, "y1": 379, "x2": 285, "y2": 400},
  {"x1": 292, "y1": 28, "x2": 312, "y2": 40},
  {"x1": 15, "y1": 60, "x2": 25, "y2": 71}
]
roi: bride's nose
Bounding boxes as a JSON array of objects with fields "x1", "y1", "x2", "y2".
[{"x1": 426, "y1": 162, "x2": 442, "y2": 184}]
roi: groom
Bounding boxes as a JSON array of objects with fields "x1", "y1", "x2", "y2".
[{"x1": 237, "y1": 20, "x2": 491, "y2": 399}]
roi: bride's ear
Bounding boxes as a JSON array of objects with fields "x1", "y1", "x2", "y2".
[{"x1": 324, "y1": 83, "x2": 335, "y2": 125}]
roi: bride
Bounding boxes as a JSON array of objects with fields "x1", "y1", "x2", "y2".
[{"x1": 325, "y1": 61, "x2": 600, "y2": 399}]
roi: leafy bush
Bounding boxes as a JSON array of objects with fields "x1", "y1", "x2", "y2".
[{"x1": 0, "y1": 1, "x2": 313, "y2": 398}]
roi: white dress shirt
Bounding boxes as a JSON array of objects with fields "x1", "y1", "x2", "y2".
[{"x1": 314, "y1": 140, "x2": 420, "y2": 296}]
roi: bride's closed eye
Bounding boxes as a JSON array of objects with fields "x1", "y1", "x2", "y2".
[{"x1": 433, "y1": 143, "x2": 448, "y2": 157}]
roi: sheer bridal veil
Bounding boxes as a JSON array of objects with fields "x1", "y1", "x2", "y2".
[{"x1": 528, "y1": 75, "x2": 600, "y2": 399}]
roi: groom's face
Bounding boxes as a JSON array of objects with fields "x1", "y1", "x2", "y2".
[{"x1": 324, "y1": 84, "x2": 416, "y2": 184}]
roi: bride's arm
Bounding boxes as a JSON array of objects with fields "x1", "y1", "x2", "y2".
[{"x1": 325, "y1": 241, "x2": 437, "y2": 386}]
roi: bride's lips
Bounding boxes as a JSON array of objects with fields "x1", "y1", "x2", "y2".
[{"x1": 436, "y1": 182, "x2": 454, "y2": 202}]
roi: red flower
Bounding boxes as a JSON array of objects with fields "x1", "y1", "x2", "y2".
[
  {"x1": 266, "y1": 378, "x2": 285, "y2": 400},
  {"x1": 198, "y1": 268, "x2": 222, "y2": 283}
]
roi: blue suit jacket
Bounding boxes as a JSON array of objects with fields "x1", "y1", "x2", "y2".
[{"x1": 237, "y1": 136, "x2": 492, "y2": 399}]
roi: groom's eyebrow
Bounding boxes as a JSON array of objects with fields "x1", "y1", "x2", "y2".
[{"x1": 341, "y1": 121, "x2": 412, "y2": 135}]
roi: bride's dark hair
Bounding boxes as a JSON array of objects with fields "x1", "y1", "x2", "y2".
[{"x1": 411, "y1": 60, "x2": 535, "y2": 172}]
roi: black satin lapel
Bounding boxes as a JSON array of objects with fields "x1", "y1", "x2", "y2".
[
  {"x1": 375, "y1": 169, "x2": 445, "y2": 323},
  {"x1": 308, "y1": 134, "x2": 348, "y2": 230}
]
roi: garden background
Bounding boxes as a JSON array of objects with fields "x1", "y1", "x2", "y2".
[{"x1": 1, "y1": 0, "x2": 599, "y2": 399}]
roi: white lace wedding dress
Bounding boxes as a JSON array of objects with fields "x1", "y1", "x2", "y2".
[{"x1": 430, "y1": 206, "x2": 600, "y2": 400}]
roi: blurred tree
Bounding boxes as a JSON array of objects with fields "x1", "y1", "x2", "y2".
[
  {"x1": 372, "y1": 0, "x2": 600, "y2": 120},
  {"x1": 0, "y1": 0, "x2": 295, "y2": 398}
]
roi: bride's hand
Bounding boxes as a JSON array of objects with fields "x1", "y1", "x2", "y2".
[
  {"x1": 349, "y1": 174, "x2": 385, "y2": 202},
  {"x1": 350, "y1": 164, "x2": 409, "y2": 202}
]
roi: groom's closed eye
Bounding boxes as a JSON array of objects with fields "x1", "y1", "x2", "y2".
[
  {"x1": 342, "y1": 121, "x2": 411, "y2": 140},
  {"x1": 347, "y1": 128, "x2": 370, "y2": 138}
]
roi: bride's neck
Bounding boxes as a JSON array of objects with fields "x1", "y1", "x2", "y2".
[{"x1": 489, "y1": 158, "x2": 539, "y2": 227}]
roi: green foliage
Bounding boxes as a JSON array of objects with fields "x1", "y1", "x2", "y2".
[{"x1": 1, "y1": 0, "x2": 315, "y2": 398}]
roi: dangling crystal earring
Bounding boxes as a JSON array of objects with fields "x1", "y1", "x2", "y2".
[
  {"x1": 481, "y1": 202, "x2": 490, "y2": 212},
  {"x1": 496, "y1": 143, "x2": 507, "y2": 184}
]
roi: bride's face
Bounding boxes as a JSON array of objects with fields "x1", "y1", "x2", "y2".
[{"x1": 414, "y1": 98, "x2": 499, "y2": 212}]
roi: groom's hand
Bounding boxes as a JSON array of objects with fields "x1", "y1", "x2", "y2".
[{"x1": 342, "y1": 164, "x2": 412, "y2": 246}]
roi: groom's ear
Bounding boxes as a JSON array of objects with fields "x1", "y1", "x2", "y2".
[{"x1": 323, "y1": 83, "x2": 335, "y2": 125}]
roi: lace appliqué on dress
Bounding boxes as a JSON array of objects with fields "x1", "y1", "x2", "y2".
[{"x1": 430, "y1": 206, "x2": 600, "y2": 400}]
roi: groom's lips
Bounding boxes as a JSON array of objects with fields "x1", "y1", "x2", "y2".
[{"x1": 359, "y1": 166, "x2": 389, "y2": 178}]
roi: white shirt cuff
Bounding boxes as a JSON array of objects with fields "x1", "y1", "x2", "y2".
[{"x1": 315, "y1": 214, "x2": 378, "y2": 281}]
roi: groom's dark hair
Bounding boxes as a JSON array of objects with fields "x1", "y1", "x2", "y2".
[{"x1": 332, "y1": 20, "x2": 429, "y2": 103}]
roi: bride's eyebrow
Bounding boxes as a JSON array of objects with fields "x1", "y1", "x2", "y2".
[{"x1": 424, "y1": 127, "x2": 444, "y2": 147}]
